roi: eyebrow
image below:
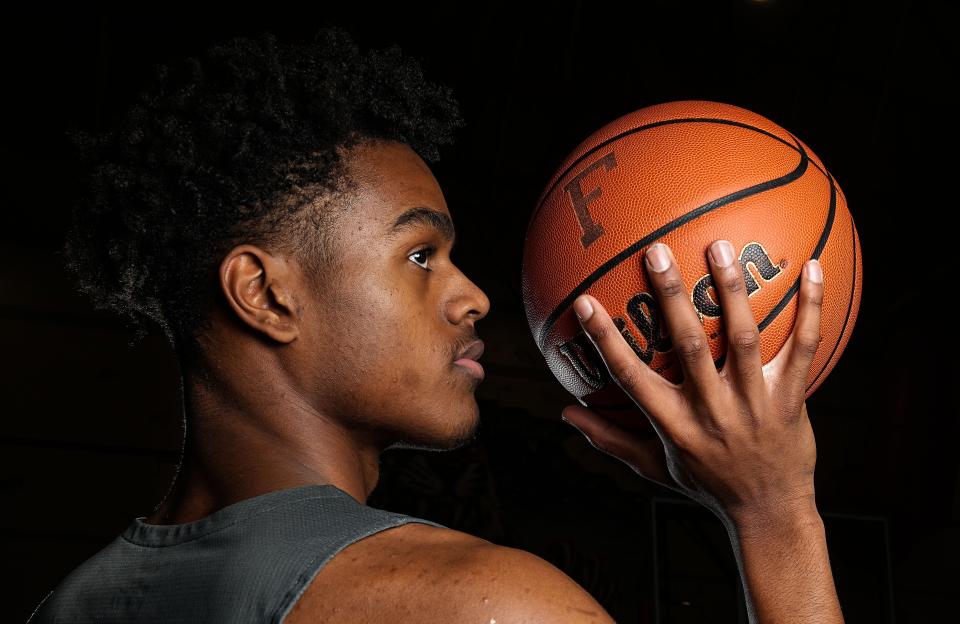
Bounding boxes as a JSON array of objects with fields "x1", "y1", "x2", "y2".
[{"x1": 388, "y1": 206, "x2": 456, "y2": 247}]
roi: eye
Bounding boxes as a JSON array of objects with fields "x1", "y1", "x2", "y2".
[{"x1": 408, "y1": 246, "x2": 435, "y2": 271}]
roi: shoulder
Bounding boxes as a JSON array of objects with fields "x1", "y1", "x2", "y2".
[
  {"x1": 458, "y1": 538, "x2": 616, "y2": 623},
  {"x1": 284, "y1": 523, "x2": 614, "y2": 623}
]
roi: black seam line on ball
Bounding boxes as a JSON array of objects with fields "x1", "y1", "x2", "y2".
[
  {"x1": 806, "y1": 187, "x2": 856, "y2": 394},
  {"x1": 526, "y1": 117, "x2": 829, "y2": 232},
  {"x1": 536, "y1": 134, "x2": 810, "y2": 348},
  {"x1": 757, "y1": 154, "x2": 836, "y2": 338}
]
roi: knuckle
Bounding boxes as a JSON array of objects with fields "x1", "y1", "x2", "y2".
[
  {"x1": 610, "y1": 359, "x2": 643, "y2": 389},
  {"x1": 731, "y1": 329, "x2": 761, "y2": 351},
  {"x1": 795, "y1": 333, "x2": 822, "y2": 358},
  {"x1": 668, "y1": 424, "x2": 699, "y2": 454},
  {"x1": 674, "y1": 332, "x2": 707, "y2": 362},
  {"x1": 591, "y1": 322, "x2": 611, "y2": 342},
  {"x1": 805, "y1": 290, "x2": 824, "y2": 308},
  {"x1": 703, "y1": 418, "x2": 729, "y2": 439},
  {"x1": 722, "y1": 273, "x2": 745, "y2": 294},
  {"x1": 658, "y1": 277, "x2": 686, "y2": 299}
]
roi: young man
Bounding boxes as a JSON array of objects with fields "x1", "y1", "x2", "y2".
[{"x1": 30, "y1": 27, "x2": 843, "y2": 623}]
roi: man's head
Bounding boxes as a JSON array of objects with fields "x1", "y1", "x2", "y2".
[
  {"x1": 64, "y1": 27, "x2": 489, "y2": 452},
  {"x1": 210, "y1": 138, "x2": 490, "y2": 452}
]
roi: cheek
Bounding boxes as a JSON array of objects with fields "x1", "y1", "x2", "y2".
[
  {"x1": 398, "y1": 367, "x2": 424, "y2": 389},
  {"x1": 324, "y1": 274, "x2": 452, "y2": 394},
  {"x1": 330, "y1": 285, "x2": 427, "y2": 375}
]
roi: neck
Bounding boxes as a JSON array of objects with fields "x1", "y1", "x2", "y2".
[{"x1": 146, "y1": 356, "x2": 384, "y2": 525}]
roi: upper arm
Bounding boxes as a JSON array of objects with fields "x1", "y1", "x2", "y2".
[{"x1": 449, "y1": 544, "x2": 616, "y2": 624}]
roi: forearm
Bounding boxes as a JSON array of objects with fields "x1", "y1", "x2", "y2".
[{"x1": 724, "y1": 503, "x2": 844, "y2": 624}]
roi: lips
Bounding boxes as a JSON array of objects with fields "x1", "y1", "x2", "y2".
[
  {"x1": 456, "y1": 339, "x2": 485, "y2": 363},
  {"x1": 454, "y1": 339, "x2": 485, "y2": 380}
]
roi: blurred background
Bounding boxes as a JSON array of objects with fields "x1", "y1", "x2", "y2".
[{"x1": 1, "y1": 1, "x2": 955, "y2": 622}]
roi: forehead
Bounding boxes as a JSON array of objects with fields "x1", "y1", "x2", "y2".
[{"x1": 340, "y1": 140, "x2": 450, "y2": 231}]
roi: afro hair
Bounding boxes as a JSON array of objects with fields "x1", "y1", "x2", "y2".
[{"x1": 62, "y1": 26, "x2": 464, "y2": 361}]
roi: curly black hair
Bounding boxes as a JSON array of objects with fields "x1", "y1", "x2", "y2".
[{"x1": 63, "y1": 26, "x2": 464, "y2": 362}]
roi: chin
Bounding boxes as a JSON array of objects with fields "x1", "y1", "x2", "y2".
[{"x1": 386, "y1": 402, "x2": 480, "y2": 452}]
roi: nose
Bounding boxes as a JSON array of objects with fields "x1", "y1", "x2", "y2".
[{"x1": 445, "y1": 268, "x2": 490, "y2": 326}]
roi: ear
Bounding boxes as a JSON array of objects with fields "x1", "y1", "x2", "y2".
[{"x1": 218, "y1": 244, "x2": 300, "y2": 344}]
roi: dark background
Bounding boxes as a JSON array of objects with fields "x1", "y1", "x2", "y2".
[{"x1": 2, "y1": 1, "x2": 956, "y2": 622}]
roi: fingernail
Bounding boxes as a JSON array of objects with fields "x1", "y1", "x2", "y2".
[
  {"x1": 710, "y1": 240, "x2": 734, "y2": 267},
  {"x1": 646, "y1": 244, "x2": 671, "y2": 272},
  {"x1": 806, "y1": 259, "x2": 823, "y2": 283},
  {"x1": 573, "y1": 295, "x2": 594, "y2": 321}
]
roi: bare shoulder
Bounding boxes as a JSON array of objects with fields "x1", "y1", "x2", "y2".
[
  {"x1": 459, "y1": 540, "x2": 617, "y2": 623},
  {"x1": 283, "y1": 523, "x2": 615, "y2": 623}
]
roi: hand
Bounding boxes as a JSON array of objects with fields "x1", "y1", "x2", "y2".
[{"x1": 561, "y1": 240, "x2": 824, "y2": 526}]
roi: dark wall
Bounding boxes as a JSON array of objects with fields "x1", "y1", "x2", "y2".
[{"x1": 2, "y1": 1, "x2": 956, "y2": 621}]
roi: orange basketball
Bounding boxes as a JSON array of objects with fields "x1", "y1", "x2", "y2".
[{"x1": 521, "y1": 100, "x2": 863, "y2": 435}]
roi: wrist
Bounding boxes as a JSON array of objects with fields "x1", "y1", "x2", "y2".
[
  {"x1": 725, "y1": 496, "x2": 823, "y2": 540},
  {"x1": 724, "y1": 499, "x2": 843, "y2": 624}
]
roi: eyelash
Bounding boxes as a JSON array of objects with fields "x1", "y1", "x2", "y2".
[{"x1": 409, "y1": 245, "x2": 436, "y2": 271}]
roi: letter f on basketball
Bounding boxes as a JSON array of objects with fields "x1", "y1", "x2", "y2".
[{"x1": 565, "y1": 151, "x2": 618, "y2": 248}]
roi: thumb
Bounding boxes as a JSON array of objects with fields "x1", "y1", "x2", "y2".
[{"x1": 562, "y1": 404, "x2": 678, "y2": 491}]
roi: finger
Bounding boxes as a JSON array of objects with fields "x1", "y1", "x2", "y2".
[
  {"x1": 707, "y1": 240, "x2": 764, "y2": 403},
  {"x1": 572, "y1": 292, "x2": 683, "y2": 432},
  {"x1": 643, "y1": 242, "x2": 722, "y2": 398},
  {"x1": 562, "y1": 404, "x2": 682, "y2": 492},
  {"x1": 770, "y1": 259, "x2": 824, "y2": 403}
]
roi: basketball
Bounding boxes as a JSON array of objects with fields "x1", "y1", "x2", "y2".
[{"x1": 521, "y1": 100, "x2": 863, "y2": 435}]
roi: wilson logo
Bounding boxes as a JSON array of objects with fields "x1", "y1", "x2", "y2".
[{"x1": 558, "y1": 242, "x2": 784, "y2": 390}]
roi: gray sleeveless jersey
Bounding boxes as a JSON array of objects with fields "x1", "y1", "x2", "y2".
[{"x1": 27, "y1": 484, "x2": 446, "y2": 623}]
